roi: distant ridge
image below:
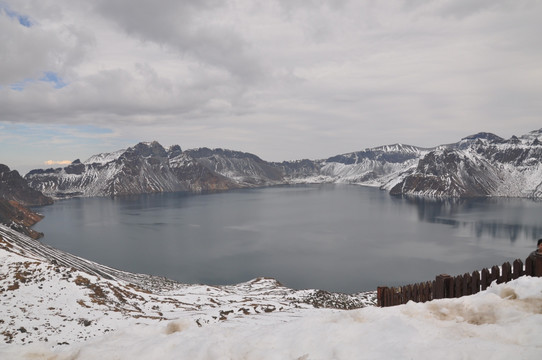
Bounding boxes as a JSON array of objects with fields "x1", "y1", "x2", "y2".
[{"x1": 24, "y1": 128, "x2": 542, "y2": 199}]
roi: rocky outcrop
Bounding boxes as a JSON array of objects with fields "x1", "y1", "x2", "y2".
[
  {"x1": 0, "y1": 164, "x2": 52, "y2": 238},
  {"x1": 168, "y1": 152, "x2": 238, "y2": 193},
  {"x1": 0, "y1": 164, "x2": 53, "y2": 206},
  {"x1": 184, "y1": 148, "x2": 284, "y2": 186},
  {"x1": 389, "y1": 148, "x2": 501, "y2": 197},
  {"x1": 0, "y1": 199, "x2": 44, "y2": 239}
]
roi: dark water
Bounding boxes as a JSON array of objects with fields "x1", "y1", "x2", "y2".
[{"x1": 32, "y1": 185, "x2": 542, "y2": 293}]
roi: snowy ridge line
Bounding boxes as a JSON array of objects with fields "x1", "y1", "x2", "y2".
[
  {"x1": 0, "y1": 224, "x2": 162, "y2": 288},
  {"x1": 24, "y1": 128, "x2": 542, "y2": 199}
]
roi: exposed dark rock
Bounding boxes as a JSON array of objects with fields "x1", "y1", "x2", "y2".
[
  {"x1": 273, "y1": 159, "x2": 322, "y2": 178},
  {"x1": 0, "y1": 164, "x2": 53, "y2": 206},
  {"x1": 0, "y1": 164, "x2": 50, "y2": 237},
  {"x1": 185, "y1": 148, "x2": 284, "y2": 185},
  {"x1": 167, "y1": 145, "x2": 182, "y2": 159},
  {"x1": 0, "y1": 199, "x2": 44, "y2": 239},
  {"x1": 461, "y1": 132, "x2": 504, "y2": 143}
]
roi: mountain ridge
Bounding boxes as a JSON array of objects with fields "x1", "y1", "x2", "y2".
[{"x1": 23, "y1": 128, "x2": 542, "y2": 199}]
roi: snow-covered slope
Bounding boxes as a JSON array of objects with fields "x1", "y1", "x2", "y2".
[
  {"x1": 0, "y1": 224, "x2": 375, "y2": 349},
  {"x1": 276, "y1": 144, "x2": 429, "y2": 188},
  {"x1": 319, "y1": 144, "x2": 428, "y2": 187},
  {"x1": 1, "y1": 223, "x2": 540, "y2": 358},
  {"x1": 184, "y1": 148, "x2": 284, "y2": 186},
  {"x1": 391, "y1": 129, "x2": 542, "y2": 198}
]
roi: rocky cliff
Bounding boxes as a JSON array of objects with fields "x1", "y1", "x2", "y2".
[
  {"x1": 0, "y1": 164, "x2": 53, "y2": 206},
  {"x1": 0, "y1": 164, "x2": 52, "y2": 238}
]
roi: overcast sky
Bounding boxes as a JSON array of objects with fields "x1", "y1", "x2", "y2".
[{"x1": 1, "y1": 0, "x2": 541, "y2": 173}]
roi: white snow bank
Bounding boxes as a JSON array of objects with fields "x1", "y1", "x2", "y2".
[{"x1": 3, "y1": 276, "x2": 541, "y2": 360}]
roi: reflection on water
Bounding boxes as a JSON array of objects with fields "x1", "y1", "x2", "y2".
[
  {"x1": 403, "y1": 196, "x2": 542, "y2": 242},
  {"x1": 32, "y1": 185, "x2": 542, "y2": 293}
]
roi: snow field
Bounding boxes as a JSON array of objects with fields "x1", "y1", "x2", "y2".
[{"x1": 2, "y1": 276, "x2": 540, "y2": 360}]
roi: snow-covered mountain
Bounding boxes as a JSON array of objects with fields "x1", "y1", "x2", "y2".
[
  {"x1": 25, "y1": 142, "x2": 237, "y2": 198},
  {"x1": 25, "y1": 140, "x2": 425, "y2": 199},
  {"x1": 390, "y1": 129, "x2": 542, "y2": 198},
  {"x1": 24, "y1": 128, "x2": 542, "y2": 199},
  {"x1": 283, "y1": 143, "x2": 429, "y2": 188},
  {"x1": 184, "y1": 148, "x2": 284, "y2": 186}
]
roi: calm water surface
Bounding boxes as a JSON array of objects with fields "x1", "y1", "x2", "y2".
[{"x1": 32, "y1": 185, "x2": 542, "y2": 293}]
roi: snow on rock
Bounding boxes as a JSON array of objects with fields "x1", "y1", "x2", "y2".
[
  {"x1": 391, "y1": 130, "x2": 542, "y2": 198},
  {"x1": 84, "y1": 149, "x2": 126, "y2": 165}
]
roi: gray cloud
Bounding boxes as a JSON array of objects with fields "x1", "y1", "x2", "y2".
[
  {"x1": 93, "y1": 0, "x2": 263, "y2": 82},
  {"x1": 1, "y1": 0, "x2": 541, "y2": 168}
]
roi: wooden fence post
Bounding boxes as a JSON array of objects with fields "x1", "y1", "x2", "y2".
[
  {"x1": 434, "y1": 274, "x2": 451, "y2": 299},
  {"x1": 413, "y1": 284, "x2": 420, "y2": 302},
  {"x1": 512, "y1": 259, "x2": 523, "y2": 279},
  {"x1": 501, "y1": 262, "x2": 511, "y2": 283},
  {"x1": 425, "y1": 281, "x2": 432, "y2": 302},
  {"x1": 454, "y1": 275, "x2": 463, "y2": 298},
  {"x1": 463, "y1": 272, "x2": 472, "y2": 295},
  {"x1": 491, "y1": 265, "x2": 500, "y2": 285},
  {"x1": 377, "y1": 287, "x2": 386, "y2": 307},
  {"x1": 481, "y1": 268, "x2": 490, "y2": 290},
  {"x1": 471, "y1": 270, "x2": 480, "y2": 294},
  {"x1": 417, "y1": 283, "x2": 424, "y2": 302}
]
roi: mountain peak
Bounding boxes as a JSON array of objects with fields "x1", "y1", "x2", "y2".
[
  {"x1": 127, "y1": 141, "x2": 167, "y2": 158},
  {"x1": 461, "y1": 132, "x2": 504, "y2": 143},
  {"x1": 167, "y1": 145, "x2": 183, "y2": 159}
]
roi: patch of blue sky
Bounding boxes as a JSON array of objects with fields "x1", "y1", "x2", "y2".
[
  {"x1": 9, "y1": 72, "x2": 67, "y2": 91},
  {"x1": 0, "y1": 122, "x2": 119, "y2": 173},
  {"x1": 40, "y1": 72, "x2": 67, "y2": 89},
  {"x1": 9, "y1": 78, "x2": 34, "y2": 91},
  {"x1": 0, "y1": 3, "x2": 32, "y2": 27}
]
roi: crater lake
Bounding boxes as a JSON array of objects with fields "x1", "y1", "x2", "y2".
[{"x1": 32, "y1": 184, "x2": 542, "y2": 293}]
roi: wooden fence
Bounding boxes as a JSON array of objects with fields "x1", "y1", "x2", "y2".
[{"x1": 377, "y1": 255, "x2": 542, "y2": 307}]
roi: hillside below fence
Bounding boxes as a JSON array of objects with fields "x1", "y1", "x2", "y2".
[{"x1": 377, "y1": 255, "x2": 542, "y2": 307}]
